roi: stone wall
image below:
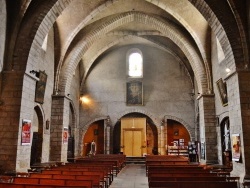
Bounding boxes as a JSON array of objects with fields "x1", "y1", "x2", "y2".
[
  {"x1": 0, "y1": 0, "x2": 6, "y2": 72},
  {"x1": 79, "y1": 45, "x2": 195, "y2": 152}
]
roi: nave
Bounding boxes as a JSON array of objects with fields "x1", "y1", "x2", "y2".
[
  {"x1": 109, "y1": 164, "x2": 148, "y2": 188},
  {"x1": 1, "y1": 154, "x2": 248, "y2": 188}
]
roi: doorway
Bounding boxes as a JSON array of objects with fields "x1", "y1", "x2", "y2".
[
  {"x1": 82, "y1": 120, "x2": 104, "y2": 156},
  {"x1": 120, "y1": 118, "x2": 146, "y2": 156},
  {"x1": 220, "y1": 117, "x2": 232, "y2": 166},
  {"x1": 123, "y1": 129, "x2": 142, "y2": 156},
  {"x1": 30, "y1": 106, "x2": 43, "y2": 165},
  {"x1": 30, "y1": 132, "x2": 42, "y2": 165}
]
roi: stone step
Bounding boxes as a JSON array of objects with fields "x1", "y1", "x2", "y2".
[{"x1": 126, "y1": 157, "x2": 146, "y2": 164}]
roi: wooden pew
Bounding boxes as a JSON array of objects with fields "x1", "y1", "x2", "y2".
[
  {"x1": 29, "y1": 173, "x2": 102, "y2": 187},
  {"x1": 13, "y1": 177, "x2": 93, "y2": 187},
  {"x1": 243, "y1": 181, "x2": 250, "y2": 188},
  {"x1": 41, "y1": 169, "x2": 106, "y2": 188},
  {"x1": 0, "y1": 177, "x2": 92, "y2": 187},
  {"x1": 0, "y1": 183, "x2": 90, "y2": 188},
  {"x1": 148, "y1": 172, "x2": 219, "y2": 178},
  {"x1": 74, "y1": 154, "x2": 126, "y2": 175},
  {"x1": 148, "y1": 176, "x2": 231, "y2": 182},
  {"x1": 60, "y1": 163, "x2": 113, "y2": 183},
  {"x1": 75, "y1": 158, "x2": 121, "y2": 176},
  {"x1": 145, "y1": 155, "x2": 190, "y2": 173},
  {"x1": 148, "y1": 181, "x2": 238, "y2": 188}
]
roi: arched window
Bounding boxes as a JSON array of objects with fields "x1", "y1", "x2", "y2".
[{"x1": 127, "y1": 49, "x2": 143, "y2": 77}]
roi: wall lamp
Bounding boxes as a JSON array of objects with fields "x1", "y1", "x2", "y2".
[
  {"x1": 105, "y1": 116, "x2": 111, "y2": 126},
  {"x1": 30, "y1": 70, "x2": 39, "y2": 77}
]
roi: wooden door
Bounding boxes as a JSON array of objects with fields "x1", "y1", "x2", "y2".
[{"x1": 123, "y1": 129, "x2": 142, "y2": 156}]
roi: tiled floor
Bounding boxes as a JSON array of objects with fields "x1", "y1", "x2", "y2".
[{"x1": 110, "y1": 164, "x2": 148, "y2": 188}]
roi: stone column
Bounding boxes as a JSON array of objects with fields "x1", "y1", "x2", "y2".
[
  {"x1": 159, "y1": 124, "x2": 166, "y2": 155},
  {"x1": 0, "y1": 71, "x2": 37, "y2": 172},
  {"x1": 225, "y1": 71, "x2": 250, "y2": 181},
  {"x1": 104, "y1": 116, "x2": 111, "y2": 154},
  {"x1": 198, "y1": 94, "x2": 217, "y2": 164},
  {"x1": 50, "y1": 95, "x2": 70, "y2": 162}
]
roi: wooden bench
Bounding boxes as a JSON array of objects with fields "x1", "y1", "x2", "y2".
[
  {"x1": 148, "y1": 172, "x2": 219, "y2": 178},
  {"x1": 243, "y1": 182, "x2": 250, "y2": 188},
  {"x1": 0, "y1": 176, "x2": 93, "y2": 187},
  {"x1": 30, "y1": 173, "x2": 102, "y2": 188},
  {"x1": 74, "y1": 158, "x2": 121, "y2": 176},
  {"x1": 148, "y1": 181, "x2": 238, "y2": 188},
  {"x1": 41, "y1": 169, "x2": 107, "y2": 188},
  {"x1": 148, "y1": 176, "x2": 237, "y2": 182},
  {"x1": 54, "y1": 166, "x2": 112, "y2": 186},
  {"x1": 0, "y1": 182, "x2": 90, "y2": 187},
  {"x1": 145, "y1": 155, "x2": 190, "y2": 173},
  {"x1": 61, "y1": 163, "x2": 114, "y2": 182}
]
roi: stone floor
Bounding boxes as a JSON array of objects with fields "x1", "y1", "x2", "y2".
[{"x1": 109, "y1": 164, "x2": 148, "y2": 188}]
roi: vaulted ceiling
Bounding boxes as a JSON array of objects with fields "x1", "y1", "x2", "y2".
[{"x1": 5, "y1": 0, "x2": 248, "y2": 95}]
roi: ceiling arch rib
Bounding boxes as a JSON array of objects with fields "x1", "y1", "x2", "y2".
[
  {"x1": 144, "y1": 0, "x2": 212, "y2": 93},
  {"x1": 188, "y1": 0, "x2": 245, "y2": 71},
  {"x1": 56, "y1": 11, "x2": 208, "y2": 96},
  {"x1": 12, "y1": 0, "x2": 72, "y2": 71},
  {"x1": 143, "y1": 0, "x2": 209, "y2": 62},
  {"x1": 57, "y1": 0, "x2": 120, "y2": 72},
  {"x1": 80, "y1": 34, "x2": 194, "y2": 91}
]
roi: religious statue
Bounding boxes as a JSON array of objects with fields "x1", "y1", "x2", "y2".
[
  {"x1": 224, "y1": 121, "x2": 231, "y2": 151},
  {"x1": 90, "y1": 140, "x2": 96, "y2": 155}
]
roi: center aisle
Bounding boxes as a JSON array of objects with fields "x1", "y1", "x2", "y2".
[{"x1": 110, "y1": 164, "x2": 148, "y2": 188}]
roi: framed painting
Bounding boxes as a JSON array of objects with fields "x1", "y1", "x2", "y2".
[
  {"x1": 35, "y1": 71, "x2": 47, "y2": 104},
  {"x1": 63, "y1": 127, "x2": 68, "y2": 144},
  {"x1": 216, "y1": 78, "x2": 228, "y2": 106},
  {"x1": 21, "y1": 119, "x2": 31, "y2": 145},
  {"x1": 232, "y1": 134, "x2": 241, "y2": 162},
  {"x1": 126, "y1": 81, "x2": 143, "y2": 105}
]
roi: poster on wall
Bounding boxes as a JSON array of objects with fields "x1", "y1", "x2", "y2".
[
  {"x1": 201, "y1": 142, "x2": 205, "y2": 160},
  {"x1": 63, "y1": 127, "x2": 68, "y2": 144},
  {"x1": 232, "y1": 134, "x2": 241, "y2": 162},
  {"x1": 21, "y1": 119, "x2": 31, "y2": 145}
]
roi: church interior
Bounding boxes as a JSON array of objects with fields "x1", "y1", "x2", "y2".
[{"x1": 0, "y1": 0, "x2": 250, "y2": 187}]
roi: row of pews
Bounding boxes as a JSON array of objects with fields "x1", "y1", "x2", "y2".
[
  {"x1": 0, "y1": 154, "x2": 126, "y2": 188},
  {"x1": 146, "y1": 155, "x2": 240, "y2": 188}
]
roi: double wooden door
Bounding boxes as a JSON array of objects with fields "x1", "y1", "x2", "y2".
[{"x1": 123, "y1": 129, "x2": 142, "y2": 156}]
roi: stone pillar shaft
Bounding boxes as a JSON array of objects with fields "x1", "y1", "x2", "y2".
[
  {"x1": 50, "y1": 95, "x2": 70, "y2": 162},
  {"x1": 226, "y1": 71, "x2": 250, "y2": 180},
  {"x1": 198, "y1": 94, "x2": 217, "y2": 164}
]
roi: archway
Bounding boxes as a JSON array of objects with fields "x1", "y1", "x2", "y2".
[
  {"x1": 30, "y1": 106, "x2": 44, "y2": 165},
  {"x1": 220, "y1": 117, "x2": 232, "y2": 167},
  {"x1": 166, "y1": 120, "x2": 192, "y2": 159},
  {"x1": 67, "y1": 103, "x2": 76, "y2": 161},
  {"x1": 113, "y1": 113, "x2": 158, "y2": 156},
  {"x1": 82, "y1": 120, "x2": 105, "y2": 156}
]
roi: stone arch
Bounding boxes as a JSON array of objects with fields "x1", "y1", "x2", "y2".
[
  {"x1": 34, "y1": 105, "x2": 45, "y2": 131},
  {"x1": 116, "y1": 109, "x2": 162, "y2": 128},
  {"x1": 32, "y1": 105, "x2": 45, "y2": 164},
  {"x1": 79, "y1": 116, "x2": 107, "y2": 156},
  {"x1": 188, "y1": 0, "x2": 248, "y2": 70},
  {"x1": 58, "y1": 12, "x2": 207, "y2": 96},
  {"x1": 163, "y1": 115, "x2": 194, "y2": 141},
  {"x1": 58, "y1": 0, "x2": 119, "y2": 69},
  {"x1": 80, "y1": 34, "x2": 194, "y2": 90},
  {"x1": 10, "y1": 0, "x2": 72, "y2": 71}
]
